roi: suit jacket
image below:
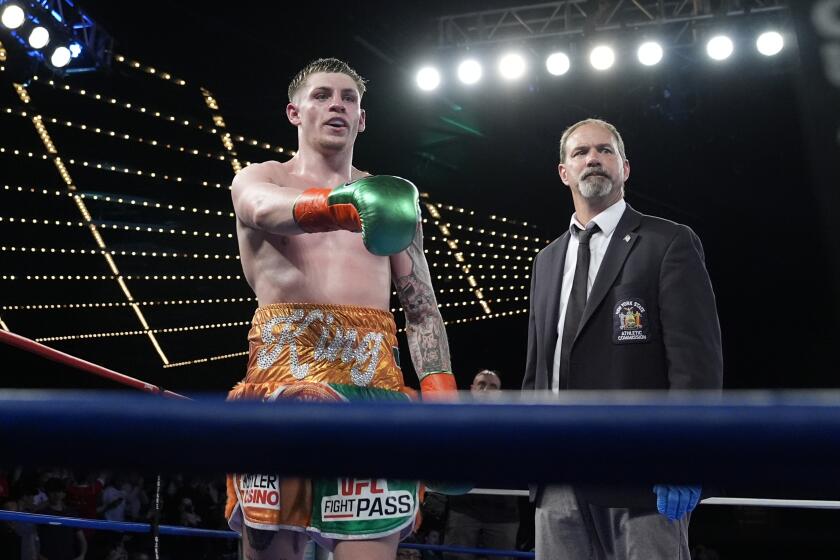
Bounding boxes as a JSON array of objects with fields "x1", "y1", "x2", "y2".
[{"x1": 522, "y1": 203, "x2": 723, "y2": 507}]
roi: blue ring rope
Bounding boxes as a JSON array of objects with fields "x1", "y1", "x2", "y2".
[
  {"x1": 0, "y1": 510, "x2": 534, "y2": 557},
  {"x1": 4, "y1": 391, "x2": 840, "y2": 488}
]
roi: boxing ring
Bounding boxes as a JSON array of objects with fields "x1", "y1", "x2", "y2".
[{"x1": 4, "y1": 329, "x2": 840, "y2": 558}]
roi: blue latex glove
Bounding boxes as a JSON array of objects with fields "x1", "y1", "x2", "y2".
[{"x1": 653, "y1": 484, "x2": 701, "y2": 520}]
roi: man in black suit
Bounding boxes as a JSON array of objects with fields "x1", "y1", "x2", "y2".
[{"x1": 522, "y1": 118, "x2": 723, "y2": 559}]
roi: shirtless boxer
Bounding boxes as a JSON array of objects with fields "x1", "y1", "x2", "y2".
[{"x1": 225, "y1": 58, "x2": 456, "y2": 560}]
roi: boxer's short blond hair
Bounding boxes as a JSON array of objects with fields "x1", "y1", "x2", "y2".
[{"x1": 288, "y1": 58, "x2": 367, "y2": 102}]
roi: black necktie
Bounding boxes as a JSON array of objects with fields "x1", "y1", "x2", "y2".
[{"x1": 558, "y1": 224, "x2": 600, "y2": 389}]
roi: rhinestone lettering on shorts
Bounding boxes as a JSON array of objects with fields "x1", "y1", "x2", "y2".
[{"x1": 256, "y1": 308, "x2": 386, "y2": 387}]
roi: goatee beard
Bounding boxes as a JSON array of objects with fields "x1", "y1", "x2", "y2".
[{"x1": 578, "y1": 175, "x2": 614, "y2": 199}]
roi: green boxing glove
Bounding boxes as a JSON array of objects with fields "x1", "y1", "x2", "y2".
[{"x1": 293, "y1": 175, "x2": 420, "y2": 256}]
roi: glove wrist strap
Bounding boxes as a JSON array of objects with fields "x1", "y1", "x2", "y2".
[{"x1": 293, "y1": 187, "x2": 361, "y2": 233}]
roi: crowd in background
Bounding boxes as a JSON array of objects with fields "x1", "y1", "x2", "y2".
[
  {"x1": 0, "y1": 465, "x2": 531, "y2": 560},
  {"x1": 0, "y1": 466, "x2": 237, "y2": 560}
]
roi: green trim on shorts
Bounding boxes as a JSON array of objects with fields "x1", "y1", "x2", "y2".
[{"x1": 311, "y1": 384, "x2": 417, "y2": 538}]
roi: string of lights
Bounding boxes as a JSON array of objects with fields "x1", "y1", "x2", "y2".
[
  {"x1": 0, "y1": 245, "x2": 240, "y2": 262},
  {"x1": 30, "y1": 73, "x2": 295, "y2": 156},
  {"x1": 0, "y1": 145, "x2": 228, "y2": 190},
  {"x1": 429, "y1": 226, "x2": 545, "y2": 247},
  {"x1": 2, "y1": 274, "x2": 243, "y2": 281},
  {"x1": 425, "y1": 203, "x2": 491, "y2": 315},
  {"x1": 432, "y1": 201, "x2": 542, "y2": 233},
  {"x1": 0, "y1": 215, "x2": 235, "y2": 241},
  {"x1": 1, "y1": 292, "x2": 523, "y2": 319},
  {"x1": 430, "y1": 261, "x2": 530, "y2": 273},
  {"x1": 0, "y1": 233, "x2": 527, "y2": 273},
  {"x1": 34, "y1": 319, "x2": 252, "y2": 343},
  {"x1": 427, "y1": 244, "x2": 536, "y2": 262},
  {"x1": 2, "y1": 106, "x2": 231, "y2": 162},
  {"x1": 32, "y1": 75, "x2": 217, "y2": 134},
  {"x1": 0, "y1": 147, "x2": 48, "y2": 159},
  {"x1": 2, "y1": 274, "x2": 112, "y2": 280},
  {"x1": 201, "y1": 87, "x2": 242, "y2": 173},
  {"x1": 93, "y1": 221, "x2": 234, "y2": 240},
  {"x1": 2, "y1": 185, "x2": 236, "y2": 220},
  {"x1": 63, "y1": 157, "x2": 224, "y2": 190},
  {"x1": 9, "y1": 81, "x2": 171, "y2": 364},
  {"x1": 395, "y1": 308, "x2": 529, "y2": 333},
  {"x1": 0, "y1": 216, "x2": 83, "y2": 227},
  {"x1": 391, "y1": 294, "x2": 527, "y2": 314},
  {"x1": 113, "y1": 54, "x2": 188, "y2": 86},
  {"x1": 2, "y1": 297, "x2": 256, "y2": 312},
  {"x1": 443, "y1": 307, "x2": 527, "y2": 326},
  {"x1": 78, "y1": 193, "x2": 234, "y2": 219},
  {"x1": 163, "y1": 350, "x2": 249, "y2": 368},
  {"x1": 431, "y1": 273, "x2": 528, "y2": 283}
]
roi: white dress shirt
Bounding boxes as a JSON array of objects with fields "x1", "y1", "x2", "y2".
[{"x1": 551, "y1": 199, "x2": 627, "y2": 392}]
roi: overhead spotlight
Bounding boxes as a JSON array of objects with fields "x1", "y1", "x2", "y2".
[
  {"x1": 589, "y1": 45, "x2": 615, "y2": 71},
  {"x1": 545, "y1": 52, "x2": 570, "y2": 76},
  {"x1": 28, "y1": 26, "x2": 50, "y2": 49},
  {"x1": 415, "y1": 66, "x2": 441, "y2": 91},
  {"x1": 706, "y1": 35, "x2": 734, "y2": 61},
  {"x1": 637, "y1": 41, "x2": 663, "y2": 66},
  {"x1": 498, "y1": 53, "x2": 526, "y2": 80},
  {"x1": 68, "y1": 41, "x2": 83, "y2": 58},
  {"x1": 457, "y1": 59, "x2": 482, "y2": 85},
  {"x1": 50, "y1": 46, "x2": 71, "y2": 68},
  {"x1": 1, "y1": 4, "x2": 25, "y2": 29},
  {"x1": 756, "y1": 31, "x2": 784, "y2": 56}
]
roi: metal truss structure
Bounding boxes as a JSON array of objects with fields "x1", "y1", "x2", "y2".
[
  {"x1": 0, "y1": 0, "x2": 113, "y2": 73},
  {"x1": 437, "y1": 0, "x2": 789, "y2": 49}
]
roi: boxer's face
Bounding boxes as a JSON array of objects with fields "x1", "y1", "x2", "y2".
[
  {"x1": 559, "y1": 124, "x2": 629, "y2": 200},
  {"x1": 287, "y1": 72, "x2": 366, "y2": 152}
]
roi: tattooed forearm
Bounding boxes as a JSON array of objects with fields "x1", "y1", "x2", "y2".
[{"x1": 394, "y1": 223, "x2": 452, "y2": 374}]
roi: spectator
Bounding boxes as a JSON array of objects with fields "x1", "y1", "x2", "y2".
[
  {"x1": 443, "y1": 370, "x2": 519, "y2": 560},
  {"x1": 1, "y1": 495, "x2": 23, "y2": 559},
  {"x1": 38, "y1": 477, "x2": 87, "y2": 560},
  {"x1": 99, "y1": 474, "x2": 126, "y2": 522}
]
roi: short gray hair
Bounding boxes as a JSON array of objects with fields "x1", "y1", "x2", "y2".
[
  {"x1": 559, "y1": 118, "x2": 627, "y2": 163},
  {"x1": 474, "y1": 369, "x2": 501, "y2": 384}
]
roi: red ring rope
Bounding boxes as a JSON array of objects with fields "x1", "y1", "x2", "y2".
[{"x1": 0, "y1": 329, "x2": 188, "y2": 399}]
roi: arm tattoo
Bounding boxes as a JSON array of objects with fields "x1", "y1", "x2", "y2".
[{"x1": 394, "y1": 224, "x2": 452, "y2": 374}]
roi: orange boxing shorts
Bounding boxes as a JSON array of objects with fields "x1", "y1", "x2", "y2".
[{"x1": 225, "y1": 303, "x2": 419, "y2": 549}]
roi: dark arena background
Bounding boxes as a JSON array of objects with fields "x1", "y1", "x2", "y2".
[{"x1": 1, "y1": 0, "x2": 840, "y2": 558}]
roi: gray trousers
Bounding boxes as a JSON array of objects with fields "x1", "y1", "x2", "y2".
[
  {"x1": 443, "y1": 508, "x2": 519, "y2": 560},
  {"x1": 535, "y1": 485, "x2": 690, "y2": 560}
]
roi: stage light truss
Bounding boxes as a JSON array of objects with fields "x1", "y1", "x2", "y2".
[
  {"x1": 436, "y1": 0, "x2": 788, "y2": 49},
  {"x1": 0, "y1": 0, "x2": 113, "y2": 73}
]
